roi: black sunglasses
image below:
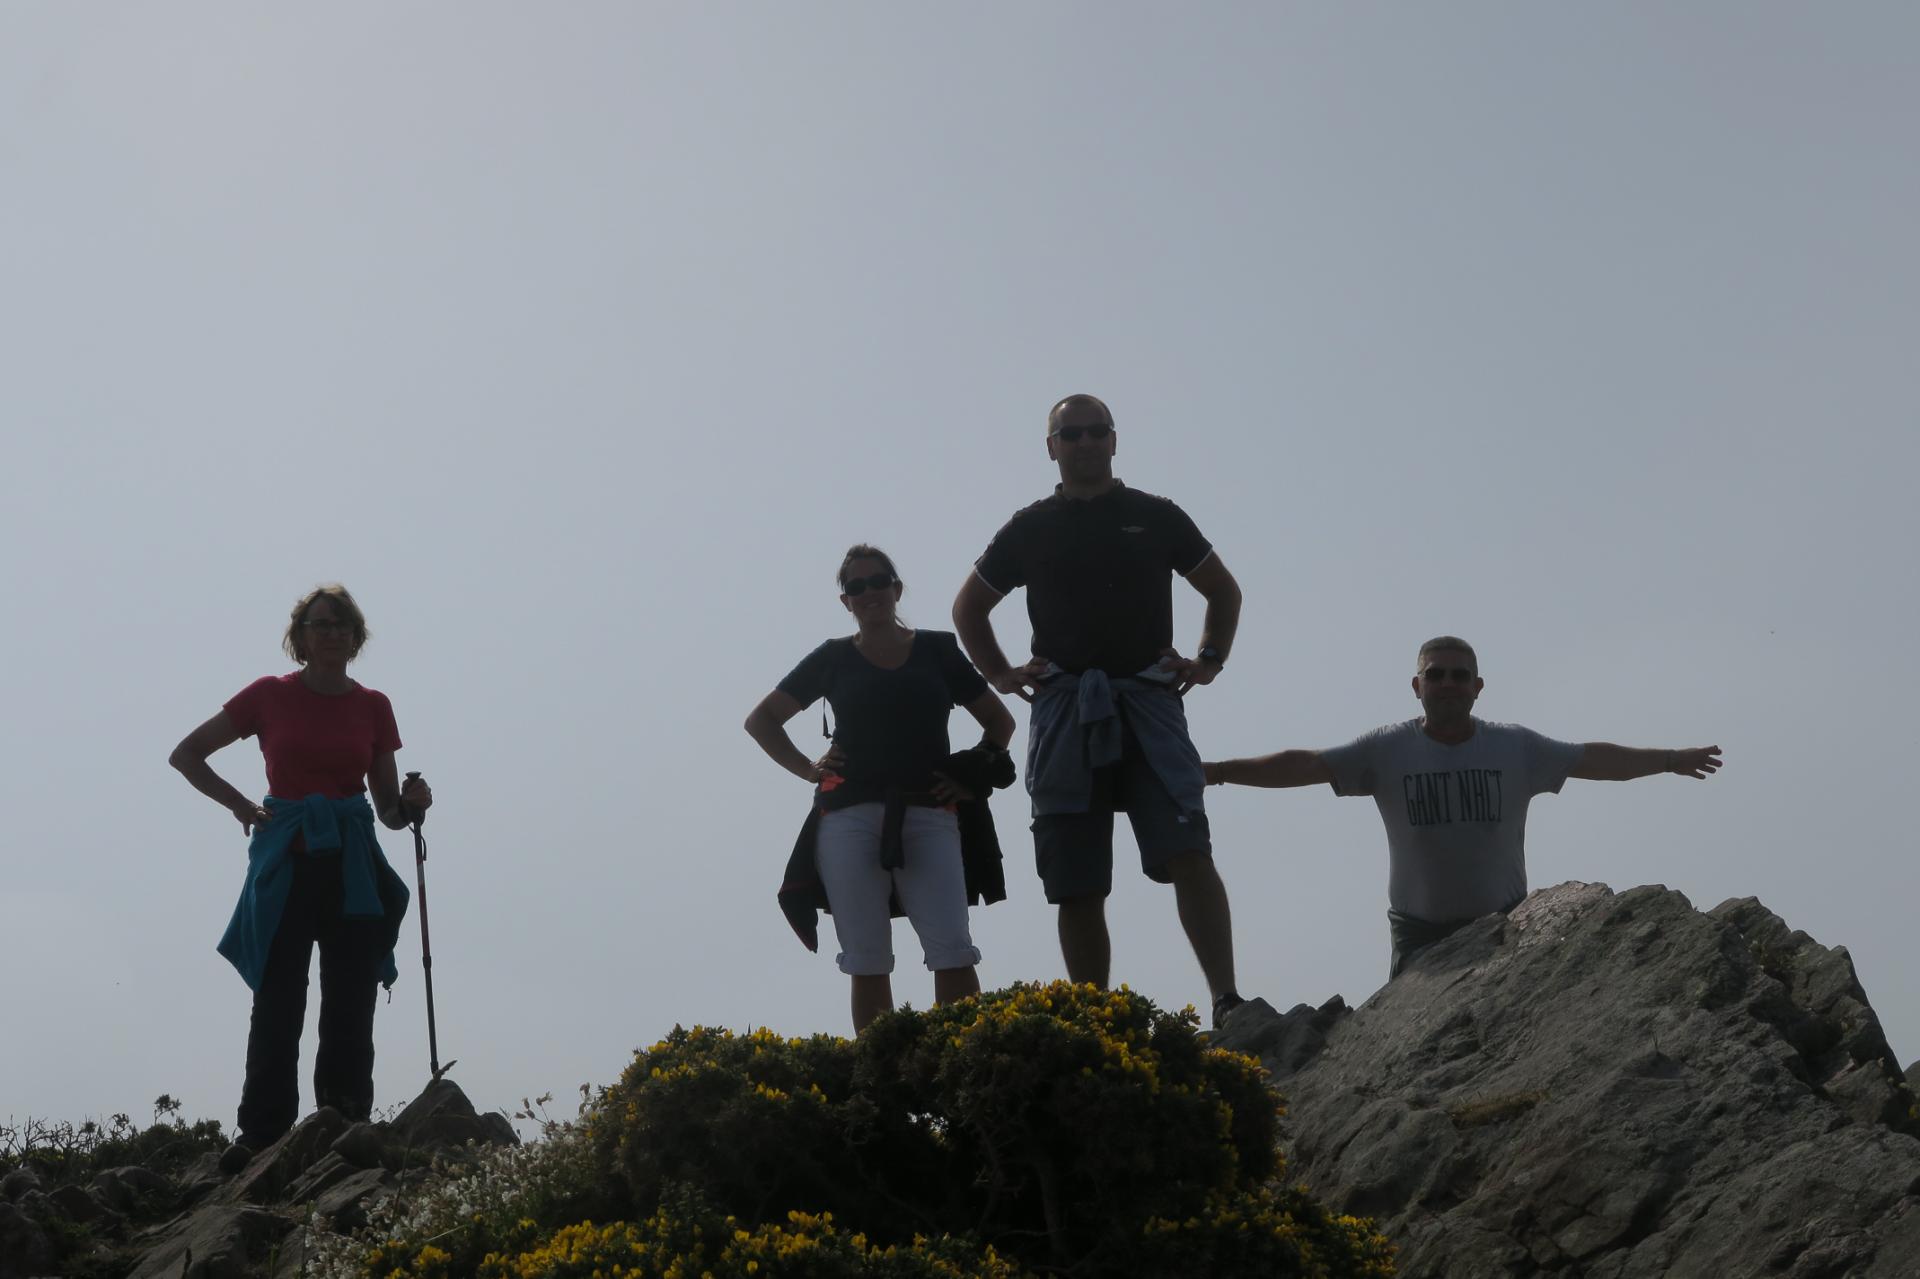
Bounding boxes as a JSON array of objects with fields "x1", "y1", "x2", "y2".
[
  {"x1": 842, "y1": 572, "x2": 896, "y2": 597},
  {"x1": 1051, "y1": 424, "x2": 1112, "y2": 443},
  {"x1": 1421, "y1": 666, "x2": 1477, "y2": 683}
]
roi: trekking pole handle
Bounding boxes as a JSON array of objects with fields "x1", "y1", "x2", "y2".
[{"x1": 404, "y1": 771, "x2": 426, "y2": 829}]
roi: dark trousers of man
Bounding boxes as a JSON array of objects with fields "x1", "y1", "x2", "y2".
[{"x1": 236, "y1": 848, "x2": 383, "y2": 1143}]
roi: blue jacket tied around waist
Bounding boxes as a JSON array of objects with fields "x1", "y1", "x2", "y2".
[
  {"x1": 1025, "y1": 665, "x2": 1207, "y2": 817},
  {"x1": 217, "y1": 793, "x2": 411, "y2": 992}
]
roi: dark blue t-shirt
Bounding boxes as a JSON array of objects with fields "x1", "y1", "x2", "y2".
[{"x1": 778, "y1": 629, "x2": 990, "y2": 808}]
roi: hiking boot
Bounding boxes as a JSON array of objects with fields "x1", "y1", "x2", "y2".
[{"x1": 1211, "y1": 991, "x2": 1246, "y2": 1030}]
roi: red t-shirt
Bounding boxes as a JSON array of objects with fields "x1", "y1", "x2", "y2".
[{"x1": 223, "y1": 673, "x2": 403, "y2": 800}]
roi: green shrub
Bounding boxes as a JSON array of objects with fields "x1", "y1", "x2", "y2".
[
  {"x1": 0, "y1": 1096, "x2": 226, "y2": 1192},
  {"x1": 316, "y1": 984, "x2": 1393, "y2": 1277},
  {"x1": 476, "y1": 1191, "x2": 1027, "y2": 1279},
  {"x1": 592, "y1": 1023, "x2": 948, "y2": 1234},
  {"x1": 582, "y1": 982, "x2": 1393, "y2": 1278}
]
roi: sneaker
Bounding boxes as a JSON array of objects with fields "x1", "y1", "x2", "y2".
[
  {"x1": 218, "y1": 1139, "x2": 260, "y2": 1175},
  {"x1": 1210, "y1": 991, "x2": 1246, "y2": 1030}
]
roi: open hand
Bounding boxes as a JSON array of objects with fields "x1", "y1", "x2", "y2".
[{"x1": 1667, "y1": 746, "x2": 1723, "y2": 779}]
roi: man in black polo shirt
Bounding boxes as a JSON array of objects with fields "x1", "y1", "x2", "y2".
[{"x1": 952, "y1": 393, "x2": 1248, "y2": 1026}]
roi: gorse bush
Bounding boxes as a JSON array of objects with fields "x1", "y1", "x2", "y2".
[
  {"x1": 328, "y1": 982, "x2": 1394, "y2": 1278},
  {"x1": 475, "y1": 1190, "x2": 1026, "y2": 1279}
]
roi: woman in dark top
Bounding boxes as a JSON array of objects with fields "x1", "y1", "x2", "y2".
[
  {"x1": 746, "y1": 545, "x2": 1015, "y2": 1032},
  {"x1": 169, "y1": 584, "x2": 432, "y2": 1170}
]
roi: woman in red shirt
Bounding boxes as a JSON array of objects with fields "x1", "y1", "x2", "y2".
[{"x1": 170, "y1": 584, "x2": 432, "y2": 1169}]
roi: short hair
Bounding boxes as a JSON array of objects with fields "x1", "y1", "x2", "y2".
[
  {"x1": 1047, "y1": 393, "x2": 1114, "y2": 434},
  {"x1": 837, "y1": 544, "x2": 902, "y2": 591},
  {"x1": 284, "y1": 584, "x2": 370, "y2": 664},
  {"x1": 1416, "y1": 635, "x2": 1477, "y2": 672}
]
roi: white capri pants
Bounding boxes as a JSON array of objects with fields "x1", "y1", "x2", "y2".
[{"x1": 814, "y1": 803, "x2": 982, "y2": 976}]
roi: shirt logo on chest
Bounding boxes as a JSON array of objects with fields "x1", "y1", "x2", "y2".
[{"x1": 1402, "y1": 768, "x2": 1505, "y2": 827}]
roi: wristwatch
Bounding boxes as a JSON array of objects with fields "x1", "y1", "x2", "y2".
[{"x1": 1197, "y1": 645, "x2": 1224, "y2": 667}]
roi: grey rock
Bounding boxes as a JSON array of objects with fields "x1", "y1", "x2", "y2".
[
  {"x1": 0, "y1": 1200, "x2": 54, "y2": 1279},
  {"x1": 232, "y1": 1106, "x2": 350, "y2": 1205},
  {"x1": 176, "y1": 1152, "x2": 226, "y2": 1207},
  {"x1": 1214, "y1": 881, "x2": 1920, "y2": 1279},
  {"x1": 313, "y1": 1166, "x2": 393, "y2": 1231},
  {"x1": 330, "y1": 1120, "x2": 386, "y2": 1169},
  {"x1": 125, "y1": 1204, "x2": 292, "y2": 1279},
  {"x1": 391, "y1": 1077, "x2": 478, "y2": 1129},
  {"x1": 0, "y1": 1167, "x2": 42, "y2": 1203},
  {"x1": 92, "y1": 1164, "x2": 174, "y2": 1213},
  {"x1": 283, "y1": 1152, "x2": 358, "y2": 1205},
  {"x1": 387, "y1": 1079, "x2": 518, "y2": 1158},
  {"x1": 124, "y1": 1081, "x2": 494, "y2": 1278},
  {"x1": 46, "y1": 1181, "x2": 110, "y2": 1224}
]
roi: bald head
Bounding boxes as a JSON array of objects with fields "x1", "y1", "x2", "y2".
[{"x1": 1047, "y1": 394, "x2": 1114, "y2": 435}]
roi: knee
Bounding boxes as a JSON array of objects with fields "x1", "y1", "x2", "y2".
[
  {"x1": 1163, "y1": 850, "x2": 1217, "y2": 883},
  {"x1": 1057, "y1": 894, "x2": 1105, "y2": 919}
]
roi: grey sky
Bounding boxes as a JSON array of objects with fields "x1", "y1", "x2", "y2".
[{"x1": 5, "y1": 4, "x2": 1915, "y2": 1134}]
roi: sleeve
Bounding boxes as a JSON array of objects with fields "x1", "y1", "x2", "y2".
[
  {"x1": 776, "y1": 641, "x2": 838, "y2": 708},
  {"x1": 221, "y1": 677, "x2": 276, "y2": 740},
  {"x1": 973, "y1": 511, "x2": 1027, "y2": 595},
  {"x1": 1320, "y1": 727, "x2": 1385, "y2": 798},
  {"x1": 935, "y1": 632, "x2": 990, "y2": 706},
  {"x1": 371, "y1": 692, "x2": 402, "y2": 753},
  {"x1": 1162, "y1": 499, "x2": 1214, "y2": 577},
  {"x1": 1522, "y1": 728, "x2": 1584, "y2": 796}
]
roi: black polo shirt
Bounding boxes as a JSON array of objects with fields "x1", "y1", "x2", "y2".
[{"x1": 974, "y1": 482, "x2": 1213, "y2": 677}]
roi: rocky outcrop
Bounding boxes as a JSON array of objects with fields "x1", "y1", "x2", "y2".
[
  {"x1": 0, "y1": 1080, "x2": 516, "y2": 1279},
  {"x1": 124, "y1": 1080, "x2": 516, "y2": 1278},
  {"x1": 1214, "y1": 881, "x2": 1920, "y2": 1279}
]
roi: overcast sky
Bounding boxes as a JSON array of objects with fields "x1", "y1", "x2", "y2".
[{"x1": 5, "y1": 4, "x2": 1915, "y2": 1136}]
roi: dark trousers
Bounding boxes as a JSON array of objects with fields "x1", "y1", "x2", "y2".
[{"x1": 236, "y1": 848, "x2": 383, "y2": 1143}]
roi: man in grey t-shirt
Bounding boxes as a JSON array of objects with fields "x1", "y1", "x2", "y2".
[{"x1": 1203, "y1": 636, "x2": 1722, "y2": 976}]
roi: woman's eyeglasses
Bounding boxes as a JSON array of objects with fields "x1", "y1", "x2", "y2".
[
  {"x1": 842, "y1": 572, "x2": 896, "y2": 597},
  {"x1": 301, "y1": 620, "x2": 354, "y2": 636}
]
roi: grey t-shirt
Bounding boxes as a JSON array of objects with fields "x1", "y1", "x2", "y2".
[{"x1": 1321, "y1": 718, "x2": 1584, "y2": 925}]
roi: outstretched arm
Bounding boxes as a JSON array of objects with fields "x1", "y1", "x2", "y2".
[
  {"x1": 1203, "y1": 750, "x2": 1335, "y2": 789},
  {"x1": 1568, "y1": 743, "x2": 1723, "y2": 781}
]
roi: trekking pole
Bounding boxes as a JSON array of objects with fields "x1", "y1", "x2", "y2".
[{"x1": 406, "y1": 771, "x2": 455, "y2": 1081}]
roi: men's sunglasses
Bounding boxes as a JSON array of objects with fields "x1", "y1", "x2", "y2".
[
  {"x1": 1050, "y1": 424, "x2": 1112, "y2": 443},
  {"x1": 1421, "y1": 666, "x2": 1477, "y2": 683},
  {"x1": 843, "y1": 572, "x2": 896, "y2": 597}
]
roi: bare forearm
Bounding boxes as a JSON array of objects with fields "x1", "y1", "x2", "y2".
[
  {"x1": 744, "y1": 714, "x2": 819, "y2": 784},
  {"x1": 1197, "y1": 585, "x2": 1241, "y2": 664},
  {"x1": 170, "y1": 754, "x2": 256, "y2": 817},
  {"x1": 1572, "y1": 743, "x2": 1673, "y2": 781},
  {"x1": 953, "y1": 608, "x2": 1013, "y2": 680},
  {"x1": 1204, "y1": 750, "x2": 1330, "y2": 789}
]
